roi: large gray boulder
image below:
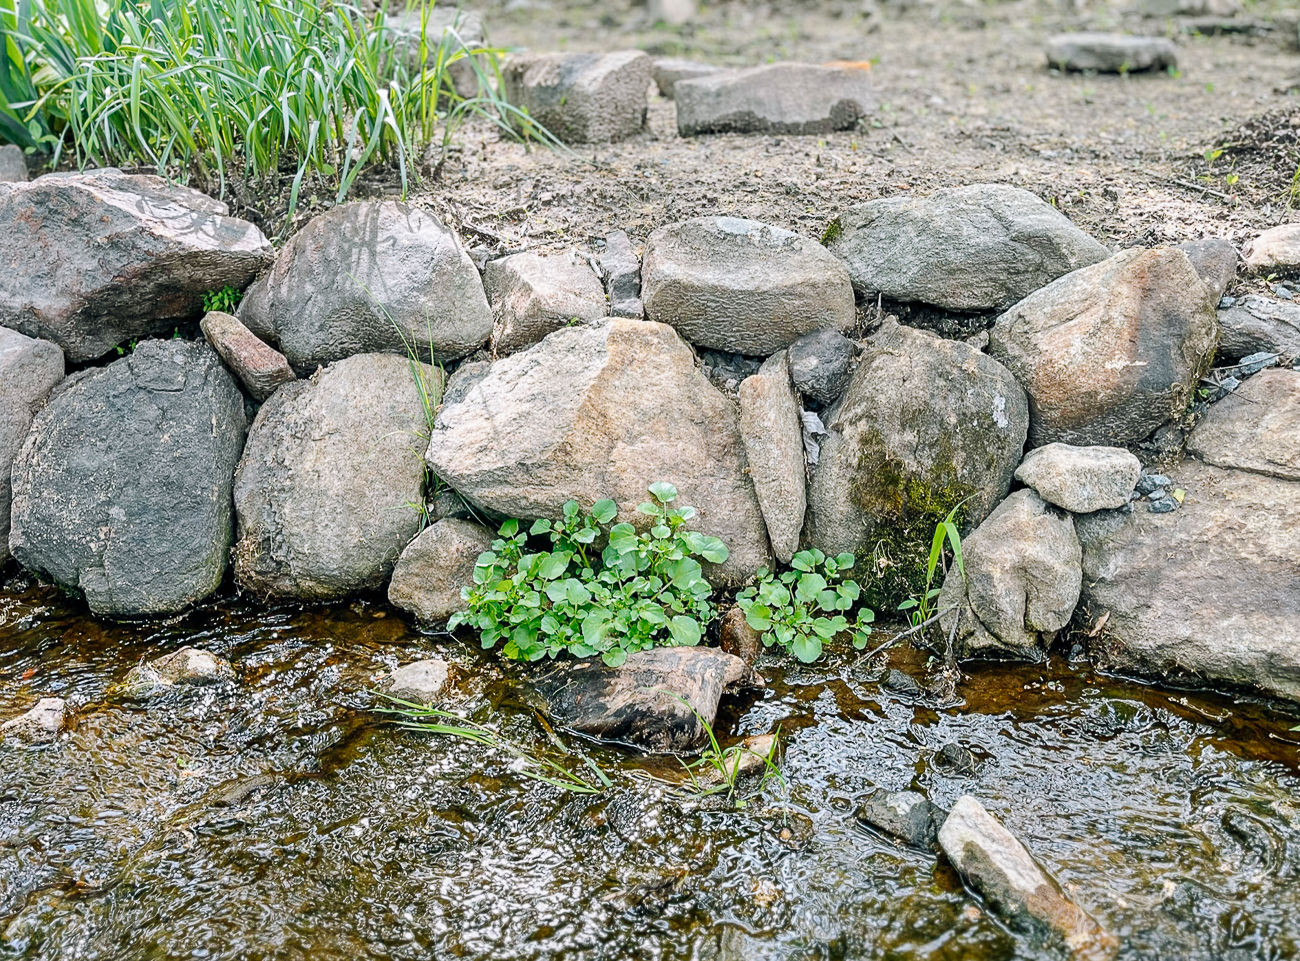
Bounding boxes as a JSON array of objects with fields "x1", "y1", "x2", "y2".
[
  {"x1": 939, "y1": 797, "x2": 1117, "y2": 957},
  {"x1": 938, "y1": 490, "x2": 1082, "y2": 660},
  {"x1": 642, "y1": 217, "x2": 855, "y2": 355},
  {"x1": 1218, "y1": 295, "x2": 1300, "y2": 361},
  {"x1": 989, "y1": 247, "x2": 1218, "y2": 448},
  {"x1": 674, "y1": 62, "x2": 873, "y2": 136},
  {"x1": 1186, "y1": 368, "x2": 1300, "y2": 482},
  {"x1": 9, "y1": 340, "x2": 247, "y2": 616},
  {"x1": 0, "y1": 170, "x2": 272, "y2": 362},
  {"x1": 501, "y1": 50, "x2": 652, "y2": 143},
  {"x1": 425, "y1": 320, "x2": 771, "y2": 586},
  {"x1": 0, "y1": 328, "x2": 63, "y2": 567},
  {"x1": 1045, "y1": 33, "x2": 1178, "y2": 73},
  {"x1": 823, "y1": 184, "x2": 1110, "y2": 312},
  {"x1": 530, "y1": 647, "x2": 762, "y2": 753},
  {"x1": 484, "y1": 250, "x2": 606, "y2": 354},
  {"x1": 1078, "y1": 460, "x2": 1300, "y2": 703},
  {"x1": 738, "y1": 352, "x2": 806, "y2": 565},
  {"x1": 1014, "y1": 443, "x2": 1142, "y2": 513},
  {"x1": 387, "y1": 518, "x2": 495, "y2": 626},
  {"x1": 237, "y1": 201, "x2": 491, "y2": 371},
  {"x1": 804, "y1": 320, "x2": 1029, "y2": 603},
  {"x1": 233, "y1": 353, "x2": 438, "y2": 602}
]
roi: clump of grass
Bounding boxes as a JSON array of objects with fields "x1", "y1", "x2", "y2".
[{"x1": 0, "y1": 0, "x2": 555, "y2": 227}]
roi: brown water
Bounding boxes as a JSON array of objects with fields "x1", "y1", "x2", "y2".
[{"x1": 3, "y1": 577, "x2": 1300, "y2": 961}]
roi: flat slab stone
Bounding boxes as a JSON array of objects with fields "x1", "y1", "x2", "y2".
[
  {"x1": 1218, "y1": 295, "x2": 1300, "y2": 361},
  {"x1": 1045, "y1": 33, "x2": 1178, "y2": 73},
  {"x1": 1186, "y1": 368, "x2": 1300, "y2": 482},
  {"x1": 1243, "y1": 223, "x2": 1300, "y2": 273},
  {"x1": 651, "y1": 57, "x2": 724, "y2": 98},
  {"x1": 1014, "y1": 443, "x2": 1142, "y2": 513},
  {"x1": 502, "y1": 50, "x2": 652, "y2": 144},
  {"x1": 600, "y1": 230, "x2": 643, "y2": 319},
  {"x1": 737, "y1": 352, "x2": 806, "y2": 565},
  {"x1": 642, "y1": 217, "x2": 855, "y2": 355},
  {"x1": 675, "y1": 62, "x2": 873, "y2": 136}
]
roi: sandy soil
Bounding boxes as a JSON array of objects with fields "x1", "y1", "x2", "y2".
[{"x1": 395, "y1": 0, "x2": 1299, "y2": 293}]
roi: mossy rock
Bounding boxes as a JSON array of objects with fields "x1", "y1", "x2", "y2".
[{"x1": 804, "y1": 319, "x2": 1029, "y2": 608}]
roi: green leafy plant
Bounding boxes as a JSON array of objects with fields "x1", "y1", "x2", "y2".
[
  {"x1": 897, "y1": 500, "x2": 967, "y2": 627},
  {"x1": 735, "y1": 549, "x2": 875, "y2": 663},
  {"x1": 202, "y1": 285, "x2": 242, "y2": 314},
  {"x1": 449, "y1": 483, "x2": 729, "y2": 667},
  {"x1": 678, "y1": 726, "x2": 783, "y2": 808}
]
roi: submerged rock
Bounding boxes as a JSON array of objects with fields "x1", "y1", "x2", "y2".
[
  {"x1": 1077, "y1": 459, "x2": 1300, "y2": 703},
  {"x1": 856, "y1": 790, "x2": 943, "y2": 851},
  {"x1": 387, "y1": 518, "x2": 495, "y2": 627},
  {"x1": 238, "y1": 201, "x2": 491, "y2": 370},
  {"x1": 1014, "y1": 443, "x2": 1142, "y2": 513},
  {"x1": 824, "y1": 184, "x2": 1109, "y2": 312},
  {"x1": 988, "y1": 247, "x2": 1218, "y2": 448},
  {"x1": 530, "y1": 650, "x2": 759, "y2": 754},
  {"x1": 0, "y1": 170, "x2": 271, "y2": 362},
  {"x1": 939, "y1": 796, "x2": 1118, "y2": 959},
  {"x1": 642, "y1": 217, "x2": 855, "y2": 356},
  {"x1": 938, "y1": 490, "x2": 1082, "y2": 660},
  {"x1": 424, "y1": 320, "x2": 771, "y2": 587},
  {"x1": 737, "y1": 351, "x2": 806, "y2": 565},
  {"x1": 0, "y1": 328, "x2": 63, "y2": 568},
  {"x1": 233, "y1": 353, "x2": 437, "y2": 602},
  {"x1": 382, "y1": 658, "x2": 450, "y2": 704},
  {"x1": 501, "y1": 50, "x2": 652, "y2": 143},
  {"x1": 530, "y1": 647, "x2": 762, "y2": 753},
  {"x1": 0, "y1": 697, "x2": 66, "y2": 743},
  {"x1": 122, "y1": 647, "x2": 235, "y2": 696},
  {"x1": 9, "y1": 340, "x2": 247, "y2": 617},
  {"x1": 804, "y1": 320, "x2": 1028, "y2": 602},
  {"x1": 1045, "y1": 32, "x2": 1178, "y2": 73},
  {"x1": 674, "y1": 62, "x2": 873, "y2": 136}
]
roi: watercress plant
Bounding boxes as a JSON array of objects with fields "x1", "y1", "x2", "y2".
[
  {"x1": 449, "y1": 483, "x2": 729, "y2": 667},
  {"x1": 735, "y1": 550, "x2": 875, "y2": 663}
]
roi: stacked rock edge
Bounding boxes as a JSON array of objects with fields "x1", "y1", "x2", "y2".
[
  {"x1": 424, "y1": 319, "x2": 772, "y2": 587},
  {"x1": 9, "y1": 340, "x2": 246, "y2": 617},
  {"x1": 825, "y1": 184, "x2": 1111, "y2": 312},
  {"x1": 0, "y1": 328, "x2": 63, "y2": 567},
  {"x1": 0, "y1": 170, "x2": 272, "y2": 363},
  {"x1": 238, "y1": 201, "x2": 491, "y2": 371},
  {"x1": 642, "y1": 216, "x2": 855, "y2": 356},
  {"x1": 233, "y1": 353, "x2": 441, "y2": 602}
]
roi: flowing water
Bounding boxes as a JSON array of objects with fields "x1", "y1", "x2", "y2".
[{"x1": 3, "y1": 577, "x2": 1299, "y2": 961}]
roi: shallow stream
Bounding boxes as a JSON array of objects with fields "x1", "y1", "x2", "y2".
[{"x1": 3, "y1": 579, "x2": 1299, "y2": 961}]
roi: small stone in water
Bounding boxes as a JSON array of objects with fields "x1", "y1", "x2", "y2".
[
  {"x1": 882, "y1": 669, "x2": 925, "y2": 700},
  {"x1": 935, "y1": 742, "x2": 978, "y2": 776}
]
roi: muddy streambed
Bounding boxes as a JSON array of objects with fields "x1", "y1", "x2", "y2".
[{"x1": 3, "y1": 581, "x2": 1300, "y2": 961}]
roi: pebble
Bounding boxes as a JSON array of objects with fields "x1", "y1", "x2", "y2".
[
  {"x1": 882, "y1": 669, "x2": 925, "y2": 700},
  {"x1": 1275, "y1": 285, "x2": 1293, "y2": 300},
  {"x1": 1237, "y1": 351, "x2": 1280, "y2": 377},
  {"x1": 1135, "y1": 472, "x2": 1173, "y2": 496},
  {"x1": 1148, "y1": 495, "x2": 1179, "y2": 513},
  {"x1": 935, "y1": 742, "x2": 978, "y2": 776}
]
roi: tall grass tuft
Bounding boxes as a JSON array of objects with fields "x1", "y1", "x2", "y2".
[{"x1": 0, "y1": 0, "x2": 552, "y2": 226}]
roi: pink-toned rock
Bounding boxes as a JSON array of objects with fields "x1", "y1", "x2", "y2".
[
  {"x1": 1242, "y1": 223, "x2": 1300, "y2": 273},
  {"x1": 200, "y1": 310, "x2": 295, "y2": 401}
]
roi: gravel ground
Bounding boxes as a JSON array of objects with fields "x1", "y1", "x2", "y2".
[{"x1": 387, "y1": 0, "x2": 1300, "y2": 294}]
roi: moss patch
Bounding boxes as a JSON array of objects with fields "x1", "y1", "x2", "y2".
[
  {"x1": 850, "y1": 429, "x2": 975, "y2": 610},
  {"x1": 820, "y1": 218, "x2": 844, "y2": 246}
]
